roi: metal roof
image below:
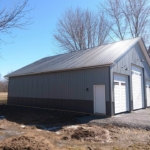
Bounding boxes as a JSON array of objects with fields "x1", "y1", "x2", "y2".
[{"x1": 6, "y1": 37, "x2": 146, "y2": 77}]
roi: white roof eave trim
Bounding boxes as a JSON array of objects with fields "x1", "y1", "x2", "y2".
[{"x1": 139, "y1": 39, "x2": 150, "y2": 66}]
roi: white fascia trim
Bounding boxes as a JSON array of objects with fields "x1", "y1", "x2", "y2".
[{"x1": 139, "y1": 39, "x2": 150, "y2": 66}]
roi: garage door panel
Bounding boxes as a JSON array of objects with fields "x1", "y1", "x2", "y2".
[
  {"x1": 146, "y1": 81, "x2": 150, "y2": 107},
  {"x1": 132, "y1": 66, "x2": 144, "y2": 110},
  {"x1": 114, "y1": 74, "x2": 129, "y2": 114}
]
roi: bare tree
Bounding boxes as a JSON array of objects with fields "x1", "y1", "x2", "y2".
[
  {"x1": 0, "y1": 0, "x2": 31, "y2": 42},
  {"x1": 53, "y1": 8, "x2": 110, "y2": 52},
  {"x1": 99, "y1": 0, "x2": 150, "y2": 46},
  {"x1": 123, "y1": 0, "x2": 150, "y2": 45},
  {"x1": 0, "y1": 80, "x2": 8, "y2": 92}
]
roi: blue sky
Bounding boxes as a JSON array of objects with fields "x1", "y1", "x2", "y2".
[{"x1": 0, "y1": 0, "x2": 102, "y2": 79}]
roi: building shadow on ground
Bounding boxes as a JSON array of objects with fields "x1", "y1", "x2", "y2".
[{"x1": 0, "y1": 104, "x2": 108, "y2": 132}]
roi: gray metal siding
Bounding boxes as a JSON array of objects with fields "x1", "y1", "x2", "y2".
[
  {"x1": 9, "y1": 67, "x2": 110, "y2": 101},
  {"x1": 110, "y1": 42, "x2": 150, "y2": 112}
]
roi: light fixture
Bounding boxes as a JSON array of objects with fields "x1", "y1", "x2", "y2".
[
  {"x1": 121, "y1": 65, "x2": 129, "y2": 71},
  {"x1": 125, "y1": 67, "x2": 129, "y2": 71},
  {"x1": 137, "y1": 57, "x2": 144, "y2": 62}
]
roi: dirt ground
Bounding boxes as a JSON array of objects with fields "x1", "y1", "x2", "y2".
[{"x1": 0, "y1": 105, "x2": 150, "y2": 150}]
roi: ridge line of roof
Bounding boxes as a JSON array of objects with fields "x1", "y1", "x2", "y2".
[
  {"x1": 5, "y1": 37, "x2": 142, "y2": 78},
  {"x1": 113, "y1": 37, "x2": 141, "y2": 64},
  {"x1": 45, "y1": 37, "x2": 141, "y2": 59}
]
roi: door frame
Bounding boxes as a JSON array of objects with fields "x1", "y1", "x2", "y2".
[
  {"x1": 113, "y1": 73, "x2": 130, "y2": 114},
  {"x1": 131, "y1": 65, "x2": 144, "y2": 110},
  {"x1": 146, "y1": 80, "x2": 150, "y2": 107},
  {"x1": 93, "y1": 85, "x2": 106, "y2": 114}
]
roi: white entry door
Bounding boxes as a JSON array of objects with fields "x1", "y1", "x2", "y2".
[
  {"x1": 132, "y1": 65, "x2": 144, "y2": 110},
  {"x1": 94, "y1": 85, "x2": 106, "y2": 114},
  {"x1": 114, "y1": 74, "x2": 129, "y2": 114},
  {"x1": 146, "y1": 81, "x2": 150, "y2": 107}
]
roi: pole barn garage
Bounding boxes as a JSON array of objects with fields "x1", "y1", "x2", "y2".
[{"x1": 5, "y1": 37, "x2": 150, "y2": 116}]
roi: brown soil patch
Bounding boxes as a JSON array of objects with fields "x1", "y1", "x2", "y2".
[
  {"x1": 0, "y1": 135, "x2": 53, "y2": 150},
  {"x1": 71, "y1": 127, "x2": 95, "y2": 140},
  {"x1": 127, "y1": 142, "x2": 150, "y2": 150},
  {"x1": 63, "y1": 125, "x2": 111, "y2": 143}
]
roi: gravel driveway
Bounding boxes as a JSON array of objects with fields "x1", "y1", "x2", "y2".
[{"x1": 78, "y1": 108, "x2": 150, "y2": 130}]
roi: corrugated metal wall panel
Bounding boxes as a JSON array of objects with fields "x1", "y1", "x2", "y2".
[
  {"x1": 9, "y1": 67, "x2": 110, "y2": 101},
  {"x1": 27, "y1": 76, "x2": 32, "y2": 98},
  {"x1": 8, "y1": 79, "x2": 12, "y2": 97}
]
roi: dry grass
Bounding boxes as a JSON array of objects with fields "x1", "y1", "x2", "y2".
[{"x1": 0, "y1": 92, "x2": 7, "y2": 104}]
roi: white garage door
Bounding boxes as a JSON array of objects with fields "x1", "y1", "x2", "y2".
[
  {"x1": 146, "y1": 81, "x2": 150, "y2": 107},
  {"x1": 132, "y1": 65, "x2": 144, "y2": 110},
  {"x1": 114, "y1": 74, "x2": 129, "y2": 114}
]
